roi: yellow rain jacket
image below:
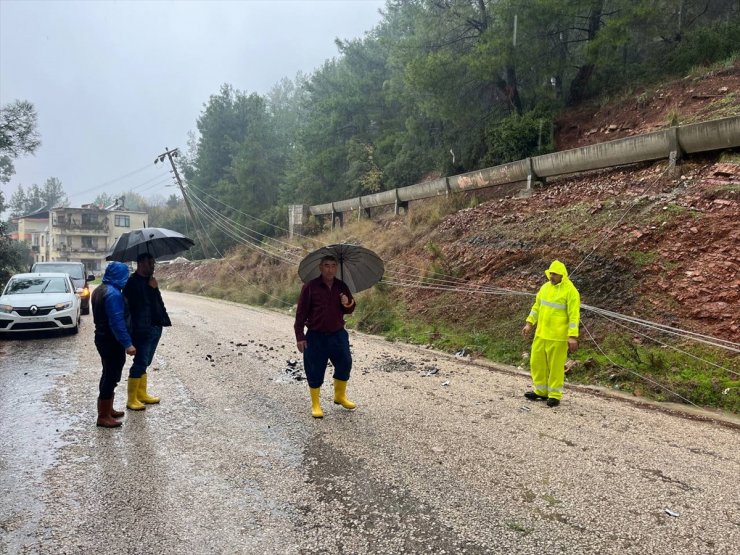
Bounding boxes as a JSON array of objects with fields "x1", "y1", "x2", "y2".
[{"x1": 526, "y1": 260, "x2": 580, "y2": 341}]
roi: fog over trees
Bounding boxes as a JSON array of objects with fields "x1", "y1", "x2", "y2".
[{"x1": 177, "y1": 0, "x2": 738, "y2": 253}]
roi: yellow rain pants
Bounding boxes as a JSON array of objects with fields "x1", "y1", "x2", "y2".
[{"x1": 530, "y1": 336, "x2": 568, "y2": 400}]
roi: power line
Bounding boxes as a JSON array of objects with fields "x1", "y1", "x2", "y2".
[
  {"x1": 581, "y1": 322, "x2": 701, "y2": 408},
  {"x1": 155, "y1": 147, "x2": 211, "y2": 259},
  {"x1": 591, "y1": 310, "x2": 738, "y2": 378},
  {"x1": 66, "y1": 162, "x2": 159, "y2": 201}
]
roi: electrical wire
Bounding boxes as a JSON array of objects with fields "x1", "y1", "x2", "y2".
[
  {"x1": 67, "y1": 163, "x2": 161, "y2": 201},
  {"x1": 591, "y1": 310, "x2": 739, "y2": 377},
  {"x1": 185, "y1": 199, "x2": 294, "y2": 308},
  {"x1": 582, "y1": 304, "x2": 740, "y2": 353},
  {"x1": 187, "y1": 191, "x2": 298, "y2": 265},
  {"x1": 581, "y1": 322, "x2": 701, "y2": 408}
]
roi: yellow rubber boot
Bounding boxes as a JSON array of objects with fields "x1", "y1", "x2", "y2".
[
  {"x1": 310, "y1": 387, "x2": 324, "y2": 419},
  {"x1": 126, "y1": 378, "x2": 146, "y2": 411},
  {"x1": 138, "y1": 373, "x2": 160, "y2": 404},
  {"x1": 333, "y1": 379, "x2": 357, "y2": 411}
]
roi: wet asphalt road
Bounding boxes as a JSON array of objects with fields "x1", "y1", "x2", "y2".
[{"x1": 0, "y1": 290, "x2": 738, "y2": 554}]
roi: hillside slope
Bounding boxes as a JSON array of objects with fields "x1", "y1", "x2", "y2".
[
  {"x1": 556, "y1": 60, "x2": 739, "y2": 150},
  {"x1": 157, "y1": 65, "x2": 739, "y2": 410},
  {"x1": 418, "y1": 156, "x2": 738, "y2": 341}
]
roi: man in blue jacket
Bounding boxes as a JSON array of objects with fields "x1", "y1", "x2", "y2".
[{"x1": 92, "y1": 262, "x2": 136, "y2": 428}]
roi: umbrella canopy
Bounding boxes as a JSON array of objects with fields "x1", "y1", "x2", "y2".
[
  {"x1": 298, "y1": 243, "x2": 384, "y2": 294},
  {"x1": 105, "y1": 227, "x2": 195, "y2": 262}
]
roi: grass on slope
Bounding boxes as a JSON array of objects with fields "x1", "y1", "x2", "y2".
[{"x1": 158, "y1": 192, "x2": 738, "y2": 413}]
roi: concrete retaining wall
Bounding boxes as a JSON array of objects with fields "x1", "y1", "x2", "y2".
[{"x1": 304, "y1": 116, "x2": 740, "y2": 219}]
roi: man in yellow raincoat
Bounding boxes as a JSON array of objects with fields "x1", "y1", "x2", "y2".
[{"x1": 521, "y1": 260, "x2": 580, "y2": 407}]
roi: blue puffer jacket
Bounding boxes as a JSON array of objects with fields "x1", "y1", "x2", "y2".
[{"x1": 91, "y1": 262, "x2": 133, "y2": 348}]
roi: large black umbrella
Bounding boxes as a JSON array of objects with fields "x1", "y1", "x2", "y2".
[
  {"x1": 105, "y1": 227, "x2": 195, "y2": 262},
  {"x1": 298, "y1": 243, "x2": 384, "y2": 294}
]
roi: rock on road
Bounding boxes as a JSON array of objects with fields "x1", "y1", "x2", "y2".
[{"x1": 0, "y1": 290, "x2": 738, "y2": 554}]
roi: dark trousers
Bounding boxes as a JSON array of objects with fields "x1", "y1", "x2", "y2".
[
  {"x1": 303, "y1": 328, "x2": 352, "y2": 388},
  {"x1": 96, "y1": 335, "x2": 126, "y2": 400},
  {"x1": 129, "y1": 326, "x2": 162, "y2": 378}
]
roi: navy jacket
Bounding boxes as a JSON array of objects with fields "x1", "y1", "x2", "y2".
[{"x1": 123, "y1": 272, "x2": 172, "y2": 333}]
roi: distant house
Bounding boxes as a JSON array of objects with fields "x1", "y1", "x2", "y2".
[{"x1": 14, "y1": 203, "x2": 148, "y2": 272}]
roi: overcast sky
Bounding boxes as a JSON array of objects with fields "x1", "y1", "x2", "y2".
[{"x1": 0, "y1": 0, "x2": 385, "y2": 210}]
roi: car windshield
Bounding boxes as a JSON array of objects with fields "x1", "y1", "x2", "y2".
[
  {"x1": 33, "y1": 264, "x2": 84, "y2": 279},
  {"x1": 5, "y1": 277, "x2": 70, "y2": 294}
]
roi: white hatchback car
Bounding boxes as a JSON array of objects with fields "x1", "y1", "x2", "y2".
[{"x1": 0, "y1": 272, "x2": 82, "y2": 334}]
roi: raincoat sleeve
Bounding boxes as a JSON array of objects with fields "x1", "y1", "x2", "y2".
[
  {"x1": 567, "y1": 284, "x2": 581, "y2": 338},
  {"x1": 294, "y1": 283, "x2": 310, "y2": 342},
  {"x1": 526, "y1": 287, "x2": 542, "y2": 326},
  {"x1": 105, "y1": 289, "x2": 133, "y2": 348}
]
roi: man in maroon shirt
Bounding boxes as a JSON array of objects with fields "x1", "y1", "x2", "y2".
[{"x1": 294, "y1": 255, "x2": 357, "y2": 418}]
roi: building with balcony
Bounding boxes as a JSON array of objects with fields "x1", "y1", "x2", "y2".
[
  {"x1": 13, "y1": 208, "x2": 49, "y2": 262},
  {"x1": 14, "y1": 204, "x2": 148, "y2": 272}
]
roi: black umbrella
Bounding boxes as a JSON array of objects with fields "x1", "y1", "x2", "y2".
[
  {"x1": 298, "y1": 243, "x2": 384, "y2": 294},
  {"x1": 105, "y1": 227, "x2": 195, "y2": 262}
]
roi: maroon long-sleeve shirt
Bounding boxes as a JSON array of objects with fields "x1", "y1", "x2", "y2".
[{"x1": 294, "y1": 277, "x2": 355, "y2": 342}]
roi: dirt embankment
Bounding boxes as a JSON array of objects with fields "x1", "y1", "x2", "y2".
[
  {"x1": 157, "y1": 65, "x2": 739, "y2": 342},
  {"x1": 416, "y1": 157, "x2": 738, "y2": 341},
  {"x1": 556, "y1": 61, "x2": 739, "y2": 150}
]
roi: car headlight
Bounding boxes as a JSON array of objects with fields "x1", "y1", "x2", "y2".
[
  {"x1": 81, "y1": 287, "x2": 90, "y2": 297},
  {"x1": 55, "y1": 302, "x2": 72, "y2": 310},
  {"x1": 0, "y1": 304, "x2": 12, "y2": 313}
]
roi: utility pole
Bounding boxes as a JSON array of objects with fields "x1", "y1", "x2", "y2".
[{"x1": 155, "y1": 147, "x2": 210, "y2": 259}]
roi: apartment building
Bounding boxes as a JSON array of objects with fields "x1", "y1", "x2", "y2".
[{"x1": 15, "y1": 204, "x2": 148, "y2": 272}]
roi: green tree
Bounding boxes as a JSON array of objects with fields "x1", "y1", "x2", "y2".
[
  {"x1": 93, "y1": 192, "x2": 117, "y2": 208},
  {"x1": 0, "y1": 100, "x2": 41, "y2": 184},
  {"x1": 9, "y1": 184, "x2": 44, "y2": 216},
  {"x1": 0, "y1": 221, "x2": 31, "y2": 287},
  {"x1": 181, "y1": 84, "x2": 288, "y2": 251},
  {"x1": 41, "y1": 177, "x2": 68, "y2": 208},
  {"x1": 127, "y1": 192, "x2": 147, "y2": 212},
  {"x1": 7, "y1": 178, "x2": 67, "y2": 216},
  {"x1": 177, "y1": 0, "x2": 738, "y2": 234}
]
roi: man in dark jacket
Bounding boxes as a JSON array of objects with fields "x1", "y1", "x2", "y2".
[
  {"x1": 92, "y1": 262, "x2": 136, "y2": 428},
  {"x1": 294, "y1": 255, "x2": 356, "y2": 418},
  {"x1": 123, "y1": 253, "x2": 171, "y2": 411}
]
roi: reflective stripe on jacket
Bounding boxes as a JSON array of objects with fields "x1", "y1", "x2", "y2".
[{"x1": 526, "y1": 260, "x2": 580, "y2": 341}]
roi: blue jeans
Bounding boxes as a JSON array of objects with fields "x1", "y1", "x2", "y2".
[
  {"x1": 129, "y1": 326, "x2": 162, "y2": 378},
  {"x1": 303, "y1": 328, "x2": 352, "y2": 388}
]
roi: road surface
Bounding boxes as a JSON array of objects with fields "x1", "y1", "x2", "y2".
[{"x1": 1, "y1": 290, "x2": 738, "y2": 554}]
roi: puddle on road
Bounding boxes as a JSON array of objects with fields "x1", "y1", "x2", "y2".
[{"x1": 0, "y1": 332, "x2": 79, "y2": 552}]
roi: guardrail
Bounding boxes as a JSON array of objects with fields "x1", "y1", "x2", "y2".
[{"x1": 289, "y1": 116, "x2": 739, "y2": 235}]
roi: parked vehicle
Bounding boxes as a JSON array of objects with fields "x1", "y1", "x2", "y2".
[
  {"x1": 0, "y1": 273, "x2": 81, "y2": 334},
  {"x1": 30, "y1": 262, "x2": 95, "y2": 314}
]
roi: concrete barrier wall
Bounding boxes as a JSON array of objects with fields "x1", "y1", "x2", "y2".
[
  {"x1": 306, "y1": 116, "x2": 740, "y2": 217},
  {"x1": 679, "y1": 116, "x2": 740, "y2": 152}
]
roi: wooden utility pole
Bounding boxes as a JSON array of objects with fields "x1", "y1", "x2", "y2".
[{"x1": 155, "y1": 147, "x2": 211, "y2": 259}]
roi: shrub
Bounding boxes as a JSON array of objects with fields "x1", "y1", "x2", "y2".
[{"x1": 483, "y1": 109, "x2": 555, "y2": 167}]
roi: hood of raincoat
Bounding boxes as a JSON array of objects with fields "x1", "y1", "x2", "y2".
[
  {"x1": 102, "y1": 262, "x2": 130, "y2": 289},
  {"x1": 544, "y1": 260, "x2": 569, "y2": 281}
]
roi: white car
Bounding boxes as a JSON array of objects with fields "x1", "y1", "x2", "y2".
[{"x1": 0, "y1": 272, "x2": 81, "y2": 334}]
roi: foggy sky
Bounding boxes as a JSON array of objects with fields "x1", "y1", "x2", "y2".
[{"x1": 0, "y1": 0, "x2": 385, "y2": 209}]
